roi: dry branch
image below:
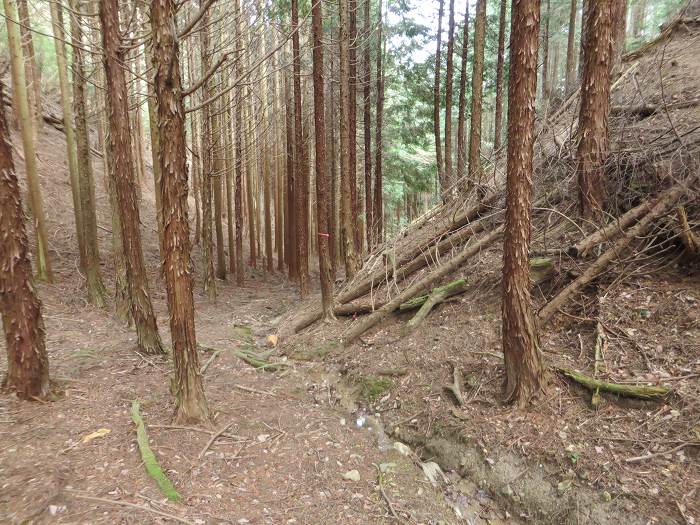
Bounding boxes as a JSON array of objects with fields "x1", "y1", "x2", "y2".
[
  {"x1": 676, "y1": 205, "x2": 699, "y2": 257},
  {"x1": 568, "y1": 200, "x2": 653, "y2": 258},
  {"x1": 539, "y1": 184, "x2": 688, "y2": 322},
  {"x1": 402, "y1": 279, "x2": 467, "y2": 334}
]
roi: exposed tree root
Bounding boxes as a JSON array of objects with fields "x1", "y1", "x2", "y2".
[
  {"x1": 442, "y1": 364, "x2": 464, "y2": 406},
  {"x1": 130, "y1": 401, "x2": 181, "y2": 502}
]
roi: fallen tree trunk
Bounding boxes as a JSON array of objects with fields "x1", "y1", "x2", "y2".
[
  {"x1": 540, "y1": 184, "x2": 688, "y2": 322},
  {"x1": 342, "y1": 227, "x2": 504, "y2": 346},
  {"x1": 287, "y1": 196, "x2": 499, "y2": 335},
  {"x1": 402, "y1": 279, "x2": 467, "y2": 334},
  {"x1": 399, "y1": 278, "x2": 468, "y2": 312},
  {"x1": 610, "y1": 98, "x2": 700, "y2": 118},
  {"x1": 558, "y1": 368, "x2": 670, "y2": 400},
  {"x1": 676, "y1": 205, "x2": 699, "y2": 257},
  {"x1": 568, "y1": 199, "x2": 653, "y2": 258}
]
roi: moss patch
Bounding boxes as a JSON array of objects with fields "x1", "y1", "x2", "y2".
[{"x1": 357, "y1": 375, "x2": 393, "y2": 403}]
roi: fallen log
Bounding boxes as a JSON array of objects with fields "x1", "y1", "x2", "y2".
[
  {"x1": 402, "y1": 279, "x2": 468, "y2": 334},
  {"x1": 558, "y1": 368, "x2": 670, "y2": 400},
  {"x1": 610, "y1": 98, "x2": 700, "y2": 118},
  {"x1": 568, "y1": 199, "x2": 653, "y2": 258},
  {"x1": 130, "y1": 401, "x2": 181, "y2": 501},
  {"x1": 287, "y1": 196, "x2": 499, "y2": 334},
  {"x1": 398, "y1": 278, "x2": 468, "y2": 312},
  {"x1": 539, "y1": 184, "x2": 688, "y2": 323},
  {"x1": 341, "y1": 226, "x2": 504, "y2": 346}
]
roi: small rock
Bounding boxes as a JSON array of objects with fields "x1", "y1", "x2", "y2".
[
  {"x1": 557, "y1": 479, "x2": 572, "y2": 495},
  {"x1": 602, "y1": 491, "x2": 612, "y2": 502},
  {"x1": 393, "y1": 442, "x2": 411, "y2": 456},
  {"x1": 343, "y1": 470, "x2": 361, "y2": 482},
  {"x1": 257, "y1": 434, "x2": 270, "y2": 443}
]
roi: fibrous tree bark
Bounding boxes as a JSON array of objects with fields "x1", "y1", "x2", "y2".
[
  {"x1": 16, "y1": 0, "x2": 41, "y2": 137},
  {"x1": 433, "y1": 0, "x2": 446, "y2": 195},
  {"x1": 373, "y1": 0, "x2": 385, "y2": 245},
  {"x1": 577, "y1": 0, "x2": 614, "y2": 220},
  {"x1": 349, "y1": 0, "x2": 362, "y2": 254},
  {"x1": 233, "y1": 0, "x2": 245, "y2": 285},
  {"x1": 493, "y1": 0, "x2": 508, "y2": 151},
  {"x1": 292, "y1": 0, "x2": 310, "y2": 295},
  {"x1": 444, "y1": 0, "x2": 456, "y2": 189},
  {"x1": 564, "y1": 0, "x2": 578, "y2": 95},
  {"x1": 0, "y1": 85, "x2": 50, "y2": 400},
  {"x1": 467, "y1": 0, "x2": 487, "y2": 186},
  {"x1": 70, "y1": 0, "x2": 107, "y2": 307},
  {"x1": 541, "y1": 0, "x2": 550, "y2": 101},
  {"x1": 340, "y1": 0, "x2": 360, "y2": 278},
  {"x1": 100, "y1": 0, "x2": 165, "y2": 355},
  {"x1": 502, "y1": 0, "x2": 546, "y2": 407},
  {"x1": 2, "y1": 0, "x2": 52, "y2": 282},
  {"x1": 199, "y1": 7, "x2": 217, "y2": 298},
  {"x1": 363, "y1": 0, "x2": 373, "y2": 248},
  {"x1": 456, "y1": 2, "x2": 470, "y2": 181},
  {"x1": 312, "y1": 0, "x2": 335, "y2": 320},
  {"x1": 151, "y1": 0, "x2": 210, "y2": 424}
]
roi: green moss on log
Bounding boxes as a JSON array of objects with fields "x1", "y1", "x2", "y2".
[
  {"x1": 130, "y1": 401, "x2": 181, "y2": 501},
  {"x1": 558, "y1": 368, "x2": 670, "y2": 400},
  {"x1": 399, "y1": 279, "x2": 467, "y2": 312}
]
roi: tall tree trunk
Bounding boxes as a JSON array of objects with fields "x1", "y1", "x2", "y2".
[
  {"x1": 541, "y1": 0, "x2": 550, "y2": 101},
  {"x1": 0, "y1": 84, "x2": 50, "y2": 400},
  {"x1": 150, "y1": 0, "x2": 210, "y2": 424},
  {"x1": 493, "y1": 0, "x2": 508, "y2": 151},
  {"x1": 433, "y1": 0, "x2": 446, "y2": 195},
  {"x1": 564, "y1": 0, "x2": 578, "y2": 95},
  {"x1": 632, "y1": 0, "x2": 646, "y2": 39},
  {"x1": 349, "y1": 0, "x2": 362, "y2": 255},
  {"x1": 577, "y1": 0, "x2": 614, "y2": 220},
  {"x1": 49, "y1": 0, "x2": 85, "y2": 273},
  {"x1": 312, "y1": 0, "x2": 334, "y2": 319},
  {"x1": 502, "y1": 0, "x2": 546, "y2": 407},
  {"x1": 339, "y1": 0, "x2": 360, "y2": 278},
  {"x1": 15, "y1": 0, "x2": 41, "y2": 138},
  {"x1": 444, "y1": 0, "x2": 456, "y2": 188},
  {"x1": 199, "y1": 9, "x2": 216, "y2": 298},
  {"x1": 373, "y1": 0, "x2": 385, "y2": 245},
  {"x1": 456, "y1": 2, "x2": 470, "y2": 181},
  {"x1": 292, "y1": 0, "x2": 310, "y2": 295},
  {"x1": 467, "y1": 0, "x2": 487, "y2": 186},
  {"x1": 234, "y1": 0, "x2": 245, "y2": 285},
  {"x1": 284, "y1": 65, "x2": 297, "y2": 281},
  {"x1": 186, "y1": 48, "x2": 202, "y2": 246},
  {"x1": 611, "y1": 0, "x2": 627, "y2": 75},
  {"x1": 578, "y1": 0, "x2": 589, "y2": 84},
  {"x1": 212, "y1": 98, "x2": 227, "y2": 280},
  {"x1": 224, "y1": 92, "x2": 236, "y2": 274},
  {"x1": 3, "y1": 0, "x2": 52, "y2": 282},
  {"x1": 100, "y1": 0, "x2": 165, "y2": 355},
  {"x1": 70, "y1": 0, "x2": 107, "y2": 306},
  {"x1": 362, "y1": 0, "x2": 373, "y2": 249}
]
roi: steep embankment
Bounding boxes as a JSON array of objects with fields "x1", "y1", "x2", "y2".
[{"x1": 282, "y1": 7, "x2": 700, "y2": 524}]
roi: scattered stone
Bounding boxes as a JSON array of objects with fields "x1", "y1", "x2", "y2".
[
  {"x1": 343, "y1": 470, "x2": 361, "y2": 482},
  {"x1": 393, "y1": 441, "x2": 411, "y2": 456},
  {"x1": 557, "y1": 479, "x2": 572, "y2": 495}
]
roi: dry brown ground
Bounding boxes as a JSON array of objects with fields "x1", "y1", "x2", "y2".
[{"x1": 0, "y1": 125, "x2": 520, "y2": 525}]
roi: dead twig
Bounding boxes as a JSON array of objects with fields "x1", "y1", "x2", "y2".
[
  {"x1": 199, "y1": 420, "x2": 235, "y2": 459},
  {"x1": 624, "y1": 442, "x2": 698, "y2": 464},
  {"x1": 65, "y1": 491, "x2": 194, "y2": 524}
]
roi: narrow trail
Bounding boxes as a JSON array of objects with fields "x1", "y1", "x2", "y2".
[{"x1": 0, "y1": 125, "x2": 503, "y2": 524}]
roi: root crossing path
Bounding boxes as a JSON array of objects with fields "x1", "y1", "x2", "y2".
[{"x1": 0, "y1": 275, "x2": 510, "y2": 524}]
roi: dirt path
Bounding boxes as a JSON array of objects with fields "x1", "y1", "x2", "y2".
[{"x1": 0, "y1": 269, "x2": 515, "y2": 524}]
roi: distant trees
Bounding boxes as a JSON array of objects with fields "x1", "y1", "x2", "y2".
[
  {"x1": 0, "y1": 85, "x2": 50, "y2": 400},
  {"x1": 467, "y1": 0, "x2": 487, "y2": 186}
]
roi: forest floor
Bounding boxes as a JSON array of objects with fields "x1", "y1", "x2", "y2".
[{"x1": 0, "y1": 125, "x2": 516, "y2": 524}]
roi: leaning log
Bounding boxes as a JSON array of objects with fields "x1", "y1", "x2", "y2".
[
  {"x1": 342, "y1": 227, "x2": 504, "y2": 346},
  {"x1": 540, "y1": 184, "x2": 688, "y2": 322},
  {"x1": 568, "y1": 199, "x2": 653, "y2": 258}
]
